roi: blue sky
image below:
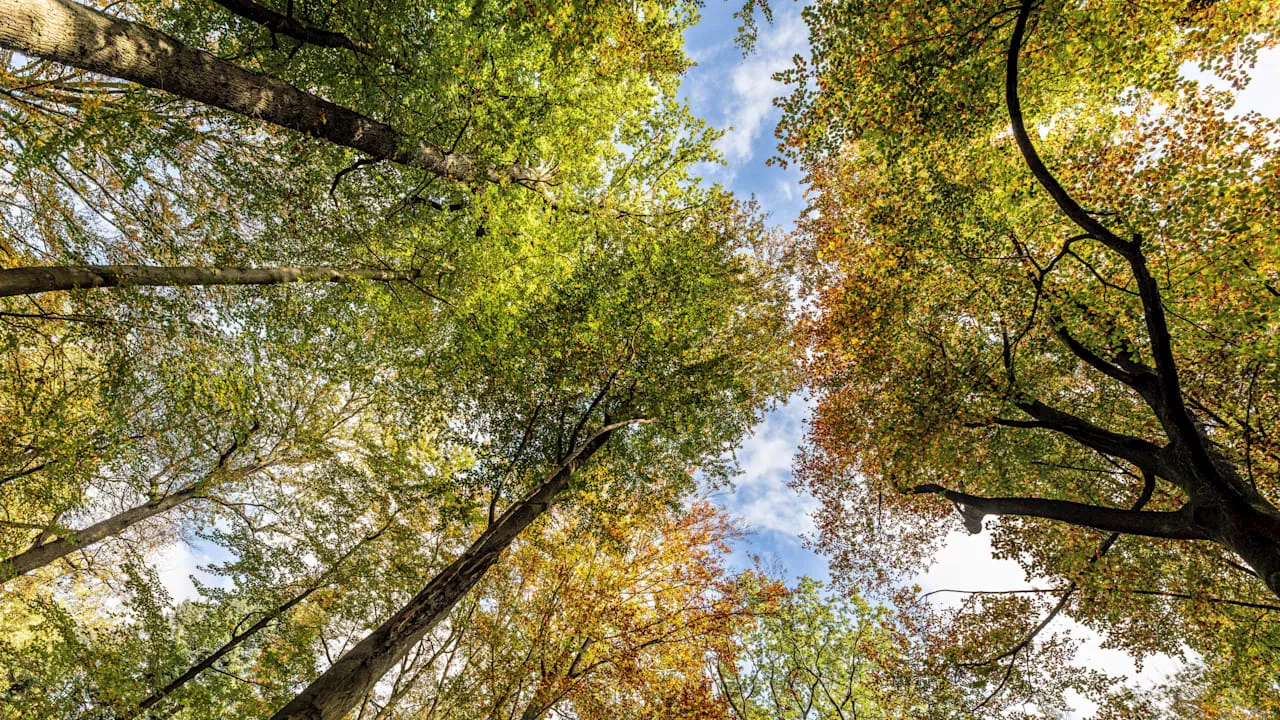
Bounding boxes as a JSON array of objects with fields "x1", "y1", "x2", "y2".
[{"x1": 678, "y1": 0, "x2": 826, "y2": 583}]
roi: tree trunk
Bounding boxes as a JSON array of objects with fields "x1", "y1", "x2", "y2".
[
  {"x1": 0, "y1": 484, "x2": 199, "y2": 580},
  {"x1": 0, "y1": 264, "x2": 419, "y2": 297},
  {"x1": 1194, "y1": 484, "x2": 1280, "y2": 598},
  {"x1": 0, "y1": 0, "x2": 547, "y2": 188},
  {"x1": 0, "y1": 460, "x2": 265, "y2": 582},
  {"x1": 269, "y1": 422, "x2": 634, "y2": 720}
]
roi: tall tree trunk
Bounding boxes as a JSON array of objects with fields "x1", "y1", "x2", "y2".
[
  {"x1": 0, "y1": 461, "x2": 264, "y2": 582},
  {"x1": 0, "y1": 264, "x2": 419, "y2": 297},
  {"x1": 270, "y1": 420, "x2": 638, "y2": 720},
  {"x1": 0, "y1": 0, "x2": 547, "y2": 188}
]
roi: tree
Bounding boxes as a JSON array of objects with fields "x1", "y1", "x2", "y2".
[
  {"x1": 0, "y1": 0, "x2": 530, "y2": 189},
  {"x1": 350, "y1": 499, "x2": 752, "y2": 720},
  {"x1": 2, "y1": 85, "x2": 793, "y2": 720},
  {"x1": 0, "y1": 0, "x2": 697, "y2": 195},
  {"x1": 712, "y1": 576, "x2": 1108, "y2": 719},
  {"x1": 781, "y1": 0, "x2": 1280, "y2": 708},
  {"x1": 1, "y1": 182, "x2": 793, "y2": 718},
  {"x1": 267, "y1": 180, "x2": 792, "y2": 719},
  {"x1": 715, "y1": 577, "x2": 905, "y2": 720}
]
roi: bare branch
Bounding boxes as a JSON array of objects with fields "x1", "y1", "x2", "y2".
[
  {"x1": 211, "y1": 0, "x2": 372, "y2": 53},
  {"x1": 909, "y1": 479, "x2": 1204, "y2": 540}
]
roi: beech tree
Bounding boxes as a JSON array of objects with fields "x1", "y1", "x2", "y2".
[
  {"x1": 348, "y1": 500, "x2": 753, "y2": 720},
  {"x1": 782, "y1": 0, "x2": 1280, "y2": 709},
  {"x1": 713, "y1": 576, "x2": 1115, "y2": 719},
  {"x1": 1, "y1": 181, "x2": 794, "y2": 718}
]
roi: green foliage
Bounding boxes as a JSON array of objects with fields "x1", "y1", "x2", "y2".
[{"x1": 0, "y1": 1, "x2": 805, "y2": 716}]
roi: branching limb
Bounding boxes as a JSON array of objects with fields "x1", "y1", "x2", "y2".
[
  {"x1": 211, "y1": 0, "x2": 372, "y2": 53},
  {"x1": 961, "y1": 471, "x2": 1156, "y2": 710},
  {"x1": 1004, "y1": 0, "x2": 1218, "y2": 482},
  {"x1": 909, "y1": 479, "x2": 1203, "y2": 540},
  {"x1": 1009, "y1": 399, "x2": 1173, "y2": 480}
]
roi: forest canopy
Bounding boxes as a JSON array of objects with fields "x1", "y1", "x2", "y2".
[{"x1": 2, "y1": 0, "x2": 1279, "y2": 717}]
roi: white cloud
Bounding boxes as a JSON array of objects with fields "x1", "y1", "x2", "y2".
[
  {"x1": 148, "y1": 537, "x2": 229, "y2": 603},
  {"x1": 712, "y1": 12, "x2": 809, "y2": 165},
  {"x1": 714, "y1": 397, "x2": 818, "y2": 537},
  {"x1": 913, "y1": 530, "x2": 1033, "y2": 600}
]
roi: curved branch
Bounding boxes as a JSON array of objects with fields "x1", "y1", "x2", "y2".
[
  {"x1": 1004, "y1": 0, "x2": 1124, "y2": 252},
  {"x1": 1010, "y1": 399, "x2": 1174, "y2": 482},
  {"x1": 1005, "y1": 0, "x2": 1217, "y2": 481},
  {"x1": 211, "y1": 0, "x2": 372, "y2": 53},
  {"x1": 910, "y1": 480, "x2": 1204, "y2": 540}
]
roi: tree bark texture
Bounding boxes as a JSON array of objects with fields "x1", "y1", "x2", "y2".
[
  {"x1": 0, "y1": 264, "x2": 418, "y2": 297},
  {"x1": 0, "y1": 0, "x2": 547, "y2": 187},
  {"x1": 0, "y1": 484, "x2": 199, "y2": 580}
]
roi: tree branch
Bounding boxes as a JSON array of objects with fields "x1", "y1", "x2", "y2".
[
  {"x1": 1004, "y1": 0, "x2": 1125, "y2": 252},
  {"x1": 211, "y1": 0, "x2": 372, "y2": 53},
  {"x1": 0, "y1": 264, "x2": 421, "y2": 297},
  {"x1": 1004, "y1": 0, "x2": 1218, "y2": 482},
  {"x1": 910, "y1": 480, "x2": 1204, "y2": 540},
  {"x1": 1010, "y1": 399, "x2": 1173, "y2": 481},
  {"x1": 959, "y1": 471, "x2": 1155, "y2": 709},
  {"x1": 137, "y1": 521, "x2": 392, "y2": 710}
]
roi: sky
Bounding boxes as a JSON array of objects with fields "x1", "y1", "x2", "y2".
[
  {"x1": 678, "y1": 0, "x2": 820, "y2": 580},
  {"x1": 680, "y1": 2, "x2": 1280, "y2": 716}
]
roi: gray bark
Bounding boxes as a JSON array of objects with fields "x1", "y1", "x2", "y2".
[
  {"x1": 0, "y1": 484, "x2": 198, "y2": 580},
  {"x1": 0, "y1": 264, "x2": 419, "y2": 297},
  {"x1": 0, "y1": 0, "x2": 548, "y2": 188},
  {"x1": 0, "y1": 460, "x2": 266, "y2": 581}
]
